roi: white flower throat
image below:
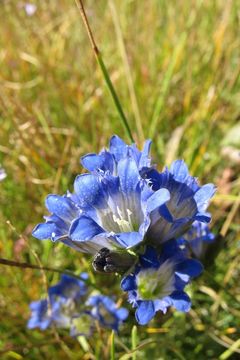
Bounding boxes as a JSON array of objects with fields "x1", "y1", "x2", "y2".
[
  {"x1": 99, "y1": 199, "x2": 141, "y2": 233},
  {"x1": 137, "y1": 260, "x2": 176, "y2": 300},
  {"x1": 112, "y1": 207, "x2": 134, "y2": 232}
]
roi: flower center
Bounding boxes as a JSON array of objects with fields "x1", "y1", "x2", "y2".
[
  {"x1": 99, "y1": 205, "x2": 139, "y2": 233},
  {"x1": 137, "y1": 261, "x2": 175, "y2": 300},
  {"x1": 112, "y1": 207, "x2": 134, "y2": 232}
]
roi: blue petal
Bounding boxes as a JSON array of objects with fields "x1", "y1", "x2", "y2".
[
  {"x1": 74, "y1": 174, "x2": 106, "y2": 208},
  {"x1": 116, "y1": 308, "x2": 129, "y2": 321},
  {"x1": 49, "y1": 274, "x2": 86, "y2": 299},
  {"x1": 194, "y1": 212, "x2": 211, "y2": 223},
  {"x1": 140, "y1": 246, "x2": 159, "y2": 268},
  {"x1": 121, "y1": 274, "x2": 137, "y2": 291},
  {"x1": 153, "y1": 299, "x2": 169, "y2": 314},
  {"x1": 176, "y1": 259, "x2": 203, "y2": 279},
  {"x1": 146, "y1": 188, "x2": 170, "y2": 213},
  {"x1": 194, "y1": 184, "x2": 216, "y2": 212},
  {"x1": 141, "y1": 168, "x2": 162, "y2": 191},
  {"x1": 117, "y1": 157, "x2": 140, "y2": 194},
  {"x1": 160, "y1": 239, "x2": 185, "y2": 262},
  {"x1": 115, "y1": 231, "x2": 143, "y2": 248},
  {"x1": 167, "y1": 291, "x2": 191, "y2": 312},
  {"x1": 158, "y1": 204, "x2": 173, "y2": 222},
  {"x1": 70, "y1": 215, "x2": 105, "y2": 241},
  {"x1": 32, "y1": 222, "x2": 63, "y2": 241},
  {"x1": 170, "y1": 160, "x2": 189, "y2": 182},
  {"x1": 81, "y1": 151, "x2": 114, "y2": 173},
  {"x1": 45, "y1": 195, "x2": 78, "y2": 221},
  {"x1": 80, "y1": 272, "x2": 89, "y2": 280},
  {"x1": 135, "y1": 301, "x2": 155, "y2": 325},
  {"x1": 109, "y1": 135, "x2": 128, "y2": 161},
  {"x1": 138, "y1": 140, "x2": 152, "y2": 169}
]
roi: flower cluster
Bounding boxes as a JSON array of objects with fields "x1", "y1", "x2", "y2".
[
  {"x1": 28, "y1": 273, "x2": 128, "y2": 334},
  {"x1": 32, "y1": 135, "x2": 216, "y2": 324}
]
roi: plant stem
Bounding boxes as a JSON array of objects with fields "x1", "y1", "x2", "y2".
[
  {"x1": 131, "y1": 325, "x2": 138, "y2": 360},
  {"x1": 110, "y1": 331, "x2": 115, "y2": 360},
  {"x1": 74, "y1": 0, "x2": 134, "y2": 142},
  {"x1": 108, "y1": 0, "x2": 144, "y2": 143},
  {"x1": 0, "y1": 257, "x2": 99, "y2": 289}
]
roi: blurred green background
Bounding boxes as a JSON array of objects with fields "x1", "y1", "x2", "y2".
[{"x1": 0, "y1": 0, "x2": 239, "y2": 359}]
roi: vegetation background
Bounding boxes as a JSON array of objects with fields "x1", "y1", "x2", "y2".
[{"x1": 0, "y1": 0, "x2": 239, "y2": 359}]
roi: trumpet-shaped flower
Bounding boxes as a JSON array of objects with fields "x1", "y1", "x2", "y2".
[
  {"x1": 49, "y1": 273, "x2": 88, "y2": 302},
  {"x1": 32, "y1": 193, "x2": 84, "y2": 251},
  {"x1": 32, "y1": 136, "x2": 215, "y2": 261},
  {"x1": 33, "y1": 155, "x2": 171, "y2": 254},
  {"x1": 87, "y1": 294, "x2": 129, "y2": 331},
  {"x1": 27, "y1": 273, "x2": 128, "y2": 334},
  {"x1": 143, "y1": 160, "x2": 216, "y2": 246},
  {"x1": 27, "y1": 299, "x2": 53, "y2": 330},
  {"x1": 121, "y1": 243, "x2": 203, "y2": 325},
  {"x1": 27, "y1": 273, "x2": 89, "y2": 331},
  {"x1": 182, "y1": 221, "x2": 215, "y2": 259}
]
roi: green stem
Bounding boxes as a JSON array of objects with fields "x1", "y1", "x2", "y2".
[
  {"x1": 75, "y1": 0, "x2": 134, "y2": 143},
  {"x1": 110, "y1": 331, "x2": 115, "y2": 360},
  {"x1": 0, "y1": 258, "x2": 99, "y2": 290},
  {"x1": 131, "y1": 325, "x2": 138, "y2": 360},
  {"x1": 97, "y1": 54, "x2": 134, "y2": 142}
]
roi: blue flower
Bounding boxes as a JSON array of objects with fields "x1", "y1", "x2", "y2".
[
  {"x1": 142, "y1": 160, "x2": 216, "y2": 246},
  {"x1": 49, "y1": 273, "x2": 88, "y2": 302},
  {"x1": 27, "y1": 296, "x2": 73, "y2": 330},
  {"x1": 32, "y1": 137, "x2": 215, "y2": 260},
  {"x1": 68, "y1": 156, "x2": 172, "y2": 253},
  {"x1": 182, "y1": 221, "x2": 215, "y2": 259},
  {"x1": 32, "y1": 193, "x2": 84, "y2": 251},
  {"x1": 33, "y1": 159, "x2": 170, "y2": 254},
  {"x1": 121, "y1": 243, "x2": 203, "y2": 325},
  {"x1": 27, "y1": 299, "x2": 52, "y2": 330},
  {"x1": 28, "y1": 273, "x2": 128, "y2": 334},
  {"x1": 28, "y1": 273, "x2": 90, "y2": 331},
  {"x1": 81, "y1": 135, "x2": 152, "y2": 175},
  {"x1": 87, "y1": 294, "x2": 129, "y2": 331}
]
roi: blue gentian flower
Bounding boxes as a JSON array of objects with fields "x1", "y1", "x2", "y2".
[
  {"x1": 142, "y1": 160, "x2": 216, "y2": 246},
  {"x1": 32, "y1": 136, "x2": 215, "y2": 261},
  {"x1": 121, "y1": 243, "x2": 203, "y2": 325},
  {"x1": 87, "y1": 294, "x2": 129, "y2": 331},
  {"x1": 49, "y1": 273, "x2": 88, "y2": 302},
  {"x1": 182, "y1": 221, "x2": 215, "y2": 259},
  {"x1": 68, "y1": 156, "x2": 171, "y2": 253},
  {"x1": 28, "y1": 273, "x2": 128, "y2": 334},
  {"x1": 28, "y1": 273, "x2": 89, "y2": 331},
  {"x1": 32, "y1": 192, "x2": 84, "y2": 251},
  {"x1": 33, "y1": 159, "x2": 170, "y2": 254},
  {"x1": 27, "y1": 296, "x2": 72, "y2": 330},
  {"x1": 27, "y1": 299, "x2": 52, "y2": 330},
  {"x1": 81, "y1": 135, "x2": 152, "y2": 174}
]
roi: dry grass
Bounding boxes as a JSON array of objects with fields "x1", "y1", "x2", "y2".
[{"x1": 0, "y1": 0, "x2": 239, "y2": 359}]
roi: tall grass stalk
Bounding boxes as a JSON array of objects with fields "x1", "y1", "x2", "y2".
[{"x1": 75, "y1": 0, "x2": 134, "y2": 143}]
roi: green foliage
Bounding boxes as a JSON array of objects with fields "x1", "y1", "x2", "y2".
[{"x1": 0, "y1": 0, "x2": 239, "y2": 359}]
